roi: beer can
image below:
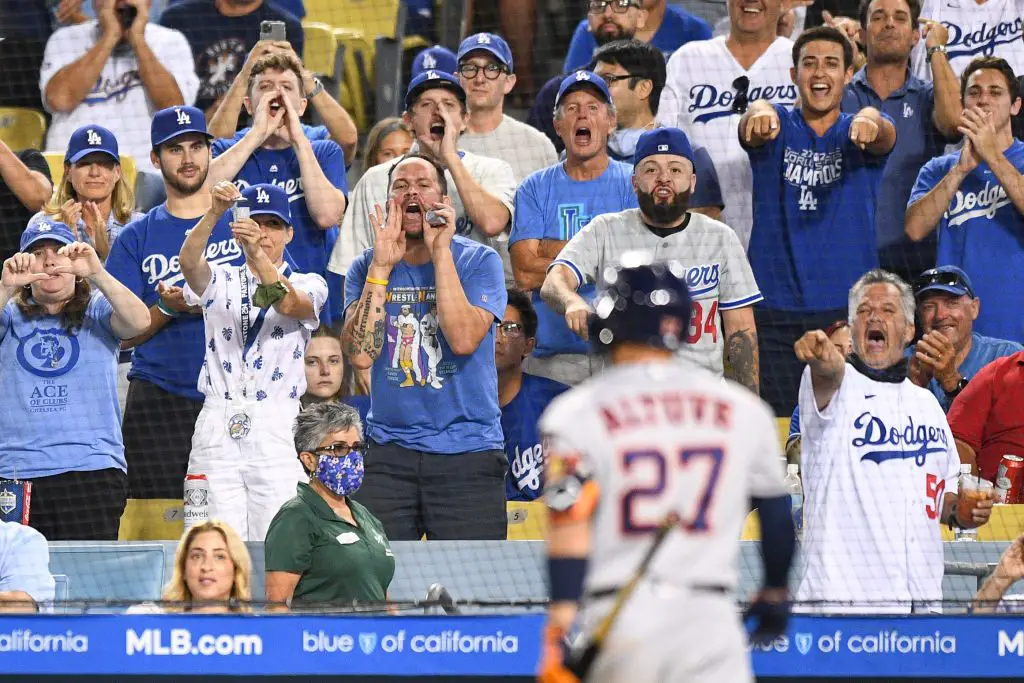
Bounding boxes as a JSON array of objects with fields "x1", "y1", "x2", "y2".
[
  {"x1": 996, "y1": 455, "x2": 1024, "y2": 504},
  {"x1": 0, "y1": 480, "x2": 31, "y2": 524},
  {"x1": 183, "y1": 474, "x2": 209, "y2": 531},
  {"x1": 994, "y1": 483, "x2": 1011, "y2": 504}
]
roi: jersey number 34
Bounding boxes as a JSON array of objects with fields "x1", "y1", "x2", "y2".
[{"x1": 620, "y1": 447, "x2": 725, "y2": 535}]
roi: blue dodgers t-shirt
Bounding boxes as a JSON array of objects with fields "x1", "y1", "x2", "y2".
[
  {"x1": 212, "y1": 132, "x2": 347, "y2": 322},
  {"x1": 502, "y1": 373, "x2": 569, "y2": 501},
  {"x1": 563, "y1": 5, "x2": 712, "y2": 71},
  {"x1": 106, "y1": 204, "x2": 245, "y2": 401},
  {"x1": 842, "y1": 69, "x2": 948, "y2": 249},
  {"x1": 906, "y1": 332, "x2": 1023, "y2": 412},
  {"x1": 908, "y1": 140, "x2": 1024, "y2": 343},
  {"x1": 344, "y1": 236, "x2": 507, "y2": 454},
  {"x1": 0, "y1": 292, "x2": 126, "y2": 478},
  {"x1": 746, "y1": 105, "x2": 891, "y2": 312},
  {"x1": 509, "y1": 160, "x2": 637, "y2": 357}
]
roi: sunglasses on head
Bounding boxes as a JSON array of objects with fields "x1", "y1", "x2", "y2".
[
  {"x1": 913, "y1": 270, "x2": 974, "y2": 298},
  {"x1": 731, "y1": 76, "x2": 750, "y2": 114}
]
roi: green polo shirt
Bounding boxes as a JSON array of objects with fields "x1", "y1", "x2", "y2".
[{"x1": 265, "y1": 483, "x2": 395, "y2": 603}]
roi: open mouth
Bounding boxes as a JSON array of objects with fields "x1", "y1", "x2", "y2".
[
  {"x1": 741, "y1": 5, "x2": 763, "y2": 14},
  {"x1": 654, "y1": 186, "x2": 674, "y2": 200},
  {"x1": 574, "y1": 126, "x2": 592, "y2": 146},
  {"x1": 811, "y1": 83, "x2": 831, "y2": 97},
  {"x1": 269, "y1": 97, "x2": 283, "y2": 113},
  {"x1": 429, "y1": 123, "x2": 445, "y2": 139},
  {"x1": 866, "y1": 328, "x2": 886, "y2": 354},
  {"x1": 404, "y1": 201, "x2": 423, "y2": 216}
]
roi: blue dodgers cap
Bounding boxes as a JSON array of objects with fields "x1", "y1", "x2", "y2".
[
  {"x1": 242, "y1": 184, "x2": 291, "y2": 225},
  {"x1": 65, "y1": 125, "x2": 119, "y2": 164},
  {"x1": 151, "y1": 105, "x2": 213, "y2": 148},
  {"x1": 405, "y1": 69, "x2": 467, "y2": 109},
  {"x1": 554, "y1": 70, "x2": 611, "y2": 107},
  {"x1": 457, "y1": 33, "x2": 514, "y2": 71},
  {"x1": 412, "y1": 45, "x2": 457, "y2": 76},
  {"x1": 914, "y1": 265, "x2": 976, "y2": 299},
  {"x1": 20, "y1": 220, "x2": 76, "y2": 252},
  {"x1": 633, "y1": 127, "x2": 694, "y2": 166}
]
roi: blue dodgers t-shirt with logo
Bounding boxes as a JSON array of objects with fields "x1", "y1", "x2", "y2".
[
  {"x1": 509, "y1": 160, "x2": 637, "y2": 357},
  {"x1": 563, "y1": 5, "x2": 712, "y2": 71},
  {"x1": 106, "y1": 205, "x2": 245, "y2": 401},
  {"x1": 344, "y1": 236, "x2": 507, "y2": 454},
  {"x1": 212, "y1": 132, "x2": 347, "y2": 322},
  {"x1": 501, "y1": 373, "x2": 569, "y2": 501},
  {"x1": 0, "y1": 292, "x2": 126, "y2": 478},
  {"x1": 908, "y1": 140, "x2": 1024, "y2": 344},
  {"x1": 746, "y1": 105, "x2": 890, "y2": 312}
]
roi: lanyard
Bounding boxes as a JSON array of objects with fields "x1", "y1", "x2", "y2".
[{"x1": 238, "y1": 266, "x2": 268, "y2": 362}]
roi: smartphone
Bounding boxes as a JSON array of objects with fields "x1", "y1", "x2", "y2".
[
  {"x1": 116, "y1": 4, "x2": 137, "y2": 29},
  {"x1": 260, "y1": 20, "x2": 287, "y2": 42},
  {"x1": 231, "y1": 199, "x2": 250, "y2": 222},
  {"x1": 425, "y1": 210, "x2": 446, "y2": 227}
]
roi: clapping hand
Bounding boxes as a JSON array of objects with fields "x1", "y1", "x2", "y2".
[
  {"x1": 959, "y1": 107, "x2": 1000, "y2": 165},
  {"x1": 914, "y1": 330, "x2": 959, "y2": 390}
]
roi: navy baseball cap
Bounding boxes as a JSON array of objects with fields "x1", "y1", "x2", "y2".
[
  {"x1": 457, "y1": 33, "x2": 514, "y2": 71},
  {"x1": 243, "y1": 184, "x2": 291, "y2": 225},
  {"x1": 633, "y1": 127, "x2": 694, "y2": 166},
  {"x1": 554, "y1": 70, "x2": 611, "y2": 107},
  {"x1": 20, "y1": 220, "x2": 76, "y2": 252},
  {"x1": 66, "y1": 125, "x2": 119, "y2": 164},
  {"x1": 412, "y1": 45, "x2": 457, "y2": 76},
  {"x1": 405, "y1": 70, "x2": 467, "y2": 109},
  {"x1": 151, "y1": 105, "x2": 213, "y2": 148},
  {"x1": 914, "y1": 265, "x2": 976, "y2": 299}
]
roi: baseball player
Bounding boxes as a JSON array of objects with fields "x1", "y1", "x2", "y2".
[
  {"x1": 419, "y1": 304, "x2": 443, "y2": 389},
  {"x1": 541, "y1": 127, "x2": 762, "y2": 394},
  {"x1": 539, "y1": 261, "x2": 795, "y2": 683},
  {"x1": 794, "y1": 269, "x2": 992, "y2": 614}
]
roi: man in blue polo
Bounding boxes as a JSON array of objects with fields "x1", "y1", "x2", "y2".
[
  {"x1": 842, "y1": 0, "x2": 960, "y2": 285},
  {"x1": 509, "y1": 70, "x2": 638, "y2": 386},
  {"x1": 907, "y1": 266, "x2": 1022, "y2": 412},
  {"x1": 106, "y1": 105, "x2": 247, "y2": 526}
]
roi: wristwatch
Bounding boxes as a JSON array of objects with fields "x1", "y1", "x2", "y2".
[
  {"x1": 943, "y1": 376, "x2": 969, "y2": 399},
  {"x1": 306, "y1": 78, "x2": 324, "y2": 99},
  {"x1": 927, "y1": 45, "x2": 947, "y2": 63}
]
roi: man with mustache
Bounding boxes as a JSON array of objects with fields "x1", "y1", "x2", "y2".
[
  {"x1": 740, "y1": 25, "x2": 896, "y2": 415},
  {"x1": 540, "y1": 127, "x2": 762, "y2": 394},
  {"x1": 342, "y1": 154, "x2": 508, "y2": 541},
  {"x1": 106, "y1": 105, "x2": 248, "y2": 539}
]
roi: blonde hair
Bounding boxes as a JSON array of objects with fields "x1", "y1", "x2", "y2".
[
  {"x1": 42, "y1": 161, "x2": 136, "y2": 225},
  {"x1": 162, "y1": 520, "x2": 252, "y2": 611},
  {"x1": 363, "y1": 117, "x2": 412, "y2": 170}
]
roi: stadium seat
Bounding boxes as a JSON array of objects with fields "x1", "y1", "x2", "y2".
[
  {"x1": 0, "y1": 107, "x2": 47, "y2": 152},
  {"x1": 333, "y1": 28, "x2": 376, "y2": 132},
  {"x1": 507, "y1": 501, "x2": 547, "y2": 541},
  {"x1": 118, "y1": 499, "x2": 184, "y2": 541},
  {"x1": 301, "y1": 21, "x2": 341, "y2": 83},
  {"x1": 43, "y1": 151, "x2": 137, "y2": 195},
  {"x1": 49, "y1": 543, "x2": 168, "y2": 604},
  {"x1": 777, "y1": 417, "x2": 791, "y2": 452}
]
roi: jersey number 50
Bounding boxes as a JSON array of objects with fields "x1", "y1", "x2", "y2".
[{"x1": 620, "y1": 447, "x2": 725, "y2": 535}]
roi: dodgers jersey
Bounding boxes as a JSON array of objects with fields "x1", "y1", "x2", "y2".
[
  {"x1": 746, "y1": 106, "x2": 890, "y2": 312},
  {"x1": 796, "y1": 364, "x2": 960, "y2": 614},
  {"x1": 911, "y1": 0, "x2": 1024, "y2": 80},
  {"x1": 106, "y1": 205, "x2": 246, "y2": 401},
  {"x1": 502, "y1": 373, "x2": 569, "y2": 501},
  {"x1": 658, "y1": 36, "x2": 797, "y2": 247},
  {"x1": 541, "y1": 360, "x2": 787, "y2": 596},
  {"x1": 552, "y1": 209, "x2": 762, "y2": 377},
  {"x1": 183, "y1": 263, "x2": 327, "y2": 403},
  {"x1": 908, "y1": 140, "x2": 1024, "y2": 343}
]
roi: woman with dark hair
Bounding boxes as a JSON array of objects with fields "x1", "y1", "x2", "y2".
[
  {"x1": 0, "y1": 221, "x2": 150, "y2": 540},
  {"x1": 35, "y1": 124, "x2": 141, "y2": 260},
  {"x1": 301, "y1": 325, "x2": 370, "y2": 423}
]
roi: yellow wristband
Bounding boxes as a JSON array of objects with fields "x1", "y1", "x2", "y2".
[{"x1": 366, "y1": 277, "x2": 388, "y2": 287}]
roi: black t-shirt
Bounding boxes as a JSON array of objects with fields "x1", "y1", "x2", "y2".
[
  {"x1": 159, "y1": 0, "x2": 305, "y2": 114},
  {"x1": 0, "y1": 149, "x2": 51, "y2": 261}
]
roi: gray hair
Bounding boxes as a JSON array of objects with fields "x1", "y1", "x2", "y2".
[
  {"x1": 293, "y1": 402, "x2": 363, "y2": 454},
  {"x1": 848, "y1": 269, "x2": 915, "y2": 326},
  {"x1": 552, "y1": 99, "x2": 618, "y2": 121}
]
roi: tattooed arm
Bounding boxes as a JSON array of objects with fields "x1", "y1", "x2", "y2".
[
  {"x1": 342, "y1": 264, "x2": 391, "y2": 370},
  {"x1": 722, "y1": 306, "x2": 760, "y2": 395}
]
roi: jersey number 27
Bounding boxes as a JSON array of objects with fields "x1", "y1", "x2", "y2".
[{"x1": 620, "y1": 447, "x2": 725, "y2": 535}]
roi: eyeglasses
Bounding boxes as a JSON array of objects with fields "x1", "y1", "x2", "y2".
[
  {"x1": 600, "y1": 73, "x2": 640, "y2": 85},
  {"x1": 314, "y1": 441, "x2": 364, "y2": 457},
  {"x1": 588, "y1": 0, "x2": 641, "y2": 14},
  {"x1": 731, "y1": 76, "x2": 750, "y2": 114},
  {"x1": 457, "y1": 63, "x2": 508, "y2": 80},
  {"x1": 913, "y1": 269, "x2": 975, "y2": 298},
  {"x1": 496, "y1": 321, "x2": 524, "y2": 336}
]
